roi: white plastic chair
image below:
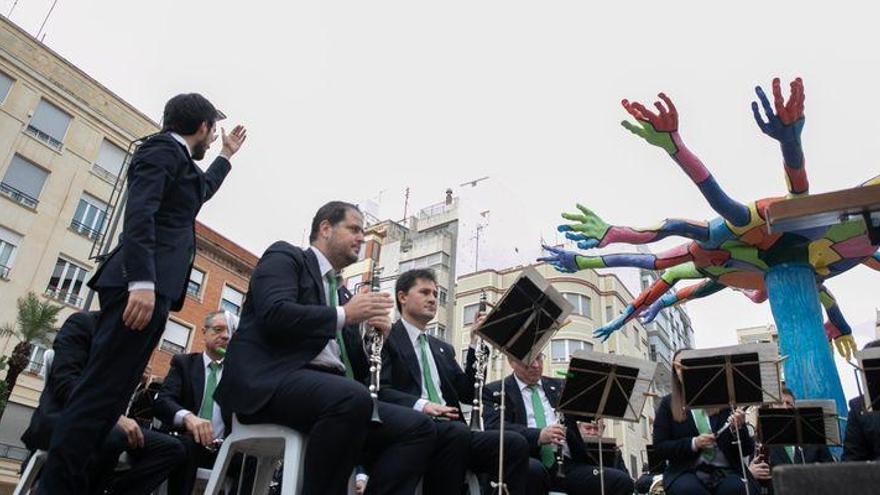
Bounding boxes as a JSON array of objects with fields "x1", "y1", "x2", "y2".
[
  {"x1": 14, "y1": 450, "x2": 47, "y2": 495},
  {"x1": 415, "y1": 471, "x2": 482, "y2": 495},
  {"x1": 204, "y1": 415, "x2": 306, "y2": 495}
]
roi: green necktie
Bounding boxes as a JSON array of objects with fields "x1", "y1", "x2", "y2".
[
  {"x1": 327, "y1": 273, "x2": 353, "y2": 379},
  {"x1": 418, "y1": 334, "x2": 441, "y2": 403},
  {"x1": 784, "y1": 445, "x2": 795, "y2": 462},
  {"x1": 529, "y1": 384, "x2": 557, "y2": 468},
  {"x1": 199, "y1": 361, "x2": 220, "y2": 420},
  {"x1": 692, "y1": 409, "x2": 716, "y2": 461}
]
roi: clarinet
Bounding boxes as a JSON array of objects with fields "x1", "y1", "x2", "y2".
[
  {"x1": 755, "y1": 443, "x2": 771, "y2": 495},
  {"x1": 470, "y1": 291, "x2": 491, "y2": 431},
  {"x1": 555, "y1": 411, "x2": 566, "y2": 478},
  {"x1": 364, "y1": 266, "x2": 384, "y2": 424}
]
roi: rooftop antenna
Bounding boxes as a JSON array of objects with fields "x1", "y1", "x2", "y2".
[
  {"x1": 36, "y1": 0, "x2": 58, "y2": 40},
  {"x1": 472, "y1": 210, "x2": 490, "y2": 272},
  {"x1": 8, "y1": 0, "x2": 21, "y2": 17},
  {"x1": 401, "y1": 186, "x2": 410, "y2": 224}
]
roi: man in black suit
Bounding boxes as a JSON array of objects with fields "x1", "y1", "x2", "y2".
[
  {"x1": 22, "y1": 311, "x2": 186, "y2": 494},
  {"x1": 215, "y1": 201, "x2": 435, "y2": 495},
  {"x1": 843, "y1": 339, "x2": 880, "y2": 461},
  {"x1": 484, "y1": 355, "x2": 634, "y2": 495},
  {"x1": 748, "y1": 387, "x2": 833, "y2": 493},
  {"x1": 38, "y1": 94, "x2": 247, "y2": 495},
  {"x1": 379, "y1": 269, "x2": 529, "y2": 495},
  {"x1": 155, "y1": 310, "x2": 233, "y2": 494}
]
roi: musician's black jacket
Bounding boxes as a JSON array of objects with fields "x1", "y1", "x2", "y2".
[
  {"x1": 22, "y1": 311, "x2": 100, "y2": 450},
  {"x1": 155, "y1": 352, "x2": 232, "y2": 435},
  {"x1": 378, "y1": 319, "x2": 476, "y2": 417},
  {"x1": 481, "y1": 374, "x2": 624, "y2": 470},
  {"x1": 766, "y1": 443, "x2": 833, "y2": 466},
  {"x1": 652, "y1": 394, "x2": 753, "y2": 487},
  {"x1": 214, "y1": 242, "x2": 369, "y2": 416},
  {"x1": 843, "y1": 396, "x2": 880, "y2": 461},
  {"x1": 88, "y1": 132, "x2": 231, "y2": 311}
]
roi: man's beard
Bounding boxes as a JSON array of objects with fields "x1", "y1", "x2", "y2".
[{"x1": 192, "y1": 138, "x2": 210, "y2": 160}]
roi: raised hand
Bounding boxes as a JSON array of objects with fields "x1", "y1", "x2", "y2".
[
  {"x1": 537, "y1": 245, "x2": 581, "y2": 273},
  {"x1": 620, "y1": 93, "x2": 679, "y2": 154},
  {"x1": 594, "y1": 307, "x2": 633, "y2": 341},
  {"x1": 557, "y1": 204, "x2": 611, "y2": 249},
  {"x1": 751, "y1": 77, "x2": 805, "y2": 143},
  {"x1": 221, "y1": 125, "x2": 248, "y2": 158}
]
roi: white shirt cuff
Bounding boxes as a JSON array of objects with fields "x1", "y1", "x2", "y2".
[
  {"x1": 414, "y1": 399, "x2": 429, "y2": 413},
  {"x1": 355, "y1": 474, "x2": 368, "y2": 483},
  {"x1": 219, "y1": 152, "x2": 231, "y2": 161},
  {"x1": 174, "y1": 409, "x2": 193, "y2": 427},
  {"x1": 691, "y1": 437, "x2": 699, "y2": 452},
  {"x1": 129, "y1": 281, "x2": 155, "y2": 292},
  {"x1": 336, "y1": 307, "x2": 346, "y2": 331}
]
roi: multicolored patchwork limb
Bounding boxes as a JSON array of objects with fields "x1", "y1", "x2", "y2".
[
  {"x1": 639, "y1": 279, "x2": 725, "y2": 324},
  {"x1": 818, "y1": 285, "x2": 857, "y2": 360},
  {"x1": 621, "y1": 93, "x2": 752, "y2": 227},
  {"x1": 863, "y1": 251, "x2": 880, "y2": 271},
  {"x1": 558, "y1": 204, "x2": 711, "y2": 248},
  {"x1": 751, "y1": 77, "x2": 808, "y2": 196},
  {"x1": 593, "y1": 262, "x2": 703, "y2": 341}
]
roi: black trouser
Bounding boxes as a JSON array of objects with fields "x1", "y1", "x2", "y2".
[
  {"x1": 240, "y1": 368, "x2": 436, "y2": 495},
  {"x1": 167, "y1": 435, "x2": 253, "y2": 495},
  {"x1": 665, "y1": 469, "x2": 758, "y2": 495},
  {"x1": 38, "y1": 288, "x2": 173, "y2": 495},
  {"x1": 527, "y1": 457, "x2": 635, "y2": 495},
  {"x1": 422, "y1": 421, "x2": 528, "y2": 495},
  {"x1": 102, "y1": 427, "x2": 187, "y2": 495}
]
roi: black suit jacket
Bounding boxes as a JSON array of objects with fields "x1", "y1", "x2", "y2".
[
  {"x1": 379, "y1": 319, "x2": 476, "y2": 417},
  {"x1": 88, "y1": 132, "x2": 230, "y2": 311},
  {"x1": 21, "y1": 311, "x2": 100, "y2": 450},
  {"x1": 843, "y1": 396, "x2": 880, "y2": 461},
  {"x1": 652, "y1": 394, "x2": 753, "y2": 488},
  {"x1": 214, "y1": 243, "x2": 369, "y2": 416},
  {"x1": 766, "y1": 444, "x2": 832, "y2": 467},
  {"x1": 154, "y1": 352, "x2": 231, "y2": 436}
]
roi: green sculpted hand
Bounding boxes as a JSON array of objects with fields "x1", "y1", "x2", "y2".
[{"x1": 558, "y1": 204, "x2": 611, "y2": 249}]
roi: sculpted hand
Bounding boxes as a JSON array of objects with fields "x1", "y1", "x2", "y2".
[
  {"x1": 537, "y1": 245, "x2": 580, "y2": 273},
  {"x1": 557, "y1": 204, "x2": 611, "y2": 249},
  {"x1": 620, "y1": 93, "x2": 679, "y2": 154},
  {"x1": 751, "y1": 77, "x2": 805, "y2": 143}
]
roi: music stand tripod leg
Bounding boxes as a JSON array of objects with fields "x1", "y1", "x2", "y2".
[
  {"x1": 730, "y1": 405, "x2": 751, "y2": 495},
  {"x1": 491, "y1": 362, "x2": 510, "y2": 495},
  {"x1": 597, "y1": 417, "x2": 605, "y2": 495}
]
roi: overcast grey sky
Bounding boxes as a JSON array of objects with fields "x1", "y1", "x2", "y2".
[{"x1": 6, "y1": 1, "x2": 877, "y2": 396}]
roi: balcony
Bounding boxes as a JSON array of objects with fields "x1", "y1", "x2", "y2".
[
  {"x1": 91, "y1": 163, "x2": 121, "y2": 184},
  {"x1": 45, "y1": 285, "x2": 84, "y2": 307},
  {"x1": 0, "y1": 264, "x2": 9, "y2": 280},
  {"x1": 25, "y1": 125, "x2": 63, "y2": 150},
  {"x1": 0, "y1": 182, "x2": 38, "y2": 209},
  {"x1": 70, "y1": 219, "x2": 104, "y2": 242}
]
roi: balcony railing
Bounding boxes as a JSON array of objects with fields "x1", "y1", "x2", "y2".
[
  {"x1": 160, "y1": 340, "x2": 185, "y2": 354},
  {"x1": 186, "y1": 281, "x2": 201, "y2": 297},
  {"x1": 45, "y1": 285, "x2": 84, "y2": 307},
  {"x1": 91, "y1": 163, "x2": 121, "y2": 184},
  {"x1": 0, "y1": 442, "x2": 30, "y2": 461},
  {"x1": 70, "y1": 219, "x2": 104, "y2": 241},
  {"x1": 25, "y1": 125, "x2": 63, "y2": 150},
  {"x1": 0, "y1": 264, "x2": 9, "y2": 279},
  {"x1": 0, "y1": 182, "x2": 39, "y2": 208},
  {"x1": 25, "y1": 359, "x2": 44, "y2": 375}
]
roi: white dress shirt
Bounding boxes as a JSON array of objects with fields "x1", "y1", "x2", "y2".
[
  {"x1": 173, "y1": 352, "x2": 225, "y2": 439},
  {"x1": 307, "y1": 247, "x2": 348, "y2": 372},
  {"x1": 402, "y1": 317, "x2": 448, "y2": 412},
  {"x1": 514, "y1": 375, "x2": 557, "y2": 428}
]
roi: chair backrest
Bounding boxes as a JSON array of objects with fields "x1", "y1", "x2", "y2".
[{"x1": 41, "y1": 349, "x2": 55, "y2": 379}]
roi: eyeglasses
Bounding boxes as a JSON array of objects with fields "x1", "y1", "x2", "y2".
[{"x1": 206, "y1": 326, "x2": 228, "y2": 334}]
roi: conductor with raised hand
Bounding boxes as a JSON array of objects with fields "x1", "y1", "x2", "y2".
[{"x1": 38, "y1": 94, "x2": 247, "y2": 495}]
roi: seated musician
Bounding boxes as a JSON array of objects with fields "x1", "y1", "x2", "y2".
[
  {"x1": 576, "y1": 420, "x2": 630, "y2": 473},
  {"x1": 379, "y1": 268, "x2": 529, "y2": 494},
  {"x1": 653, "y1": 349, "x2": 756, "y2": 495},
  {"x1": 22, "y1": 311, "x2": 185, "y2": 494},
  {"x1": 483, "y1": 353, "x2": 634, "y2": 495},
  {"x1": 843, "y1": 339, "x2": 880, "y2": 461},
  {"x1": 747, "y1": 387, "x2": 833, "y2": 492},
  {"x1": 154, "y1": 310, "x2": 238, "y2": 495}
]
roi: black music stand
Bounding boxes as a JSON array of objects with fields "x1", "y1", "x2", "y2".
[
  {"x1": 557, "y1": 350, "x2": 657, "y2": 495},
  {"x1": 582, "y1": 437, "x2": 620, "y2": 467},
  {"x1": 757, "y1": 401, "x2": 840, "y2": 453},
  {"x1": 475, "y1": 266, "x2": 572, "y2": 494},
  {"x1": 855, "y1": 348, "x2": 880, "y2": 412},
  {"x1": 679, "y1": 343, "x2": 784, "y2": 495}
]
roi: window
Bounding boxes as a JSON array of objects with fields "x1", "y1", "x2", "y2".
[
  {"x1": 649, "y1": 344, "x2": 657, "y2": 362},
  {"x1": 398, "y1": 252, "x2": 451, "y2": 272},
  {"x1": 630, "y1": 454, "x2": 639, "y2": 479},
  {"x1": 1, "y1": 154, "x2": 49, "y2": 208},
  {"x1": 0, "y1": 226, "x2": 22, "y2": 279},
  {"x1": 221, "y1": 284, "x2": 245, "y2": 315},
  {"x1": 93, "y1": 139, "x2": 127, "y2": 183},
  {"x1": 160, "y1": 319, "x2": 191, "y2": 354},
  {"x1": 0, "y1": 71, "x2": 12, "y2": 104},
  {"x1": 463, "y1": 303, "x2": 480, "y2": 325},
  {"x1": 438, "y1": 286, "x2": 448, "y2": 306},
  {"x1": 562, "y1": 292, "x2": 592, "y2": 318},
  {"x1": 550, "y1": 339, "x2": 592, "y2": 362},
  {"x1": 605, "y1": 305, "x2": 614, "y2": 323},
  {"x1": 26, "y1": 99, "x2": 71, "y2": 149},
  {"x1": 46, "y1": 257, "x2": 89, "y2": 307},
  {"x1": 70, "y1": 193, "x2": 108, "y2": 241},
  {"x1": 187, "y1": 268, "x2": 205, "y2": 296},
  {"x1": 633, "y1": 326, "x2": 640, "y2": 349},
  {"x1": 26, "y1": 344, "x2": 48, "y2": 375},
  {"x1": 426, "y1": 323, "x2": 446, "y2": 341},
  {"x1": 641, "y1": 416, "x2": 649, "y2": 438}
]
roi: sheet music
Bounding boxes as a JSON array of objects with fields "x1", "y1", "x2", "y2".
[
  {"x1": 563, "y1": 349, "x2": 658, "y2": 422},
  {"x1": 796, "y1": 399, "x2": 841, "y2": 446},
  {"x1": 680, "y1": 343, "x2": 782, "y2": 408}
]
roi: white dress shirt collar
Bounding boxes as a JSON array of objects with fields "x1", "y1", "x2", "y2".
[
  {"x1": 513, "y1": 373, "x2": 543, "y2": 393},
  {"x1": 169, "y1": 132, "x2": 193, "y2": 158},
  {"x1": 401, "y1": 316, "x2": 427, "y2": 346},
  {"x1": 202, "y1": 351, "x2": 223, "y2": 369},
  {"x1": 309, "y1": 246, "x2": 335, "y2": 279}
]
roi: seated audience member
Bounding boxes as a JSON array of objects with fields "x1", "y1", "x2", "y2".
[{"x1": 22, "y1": 311, "x2": 185, "y2": 494}]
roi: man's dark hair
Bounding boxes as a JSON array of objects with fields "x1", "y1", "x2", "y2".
[
  {"x1": 309, "y1": 201, "x2": 361, "y2": 243},
  {"x1": 864, "y1": 339, "x2": 880, "y2": 350},
  {"x1": 161, "y1": 93, "x2": 221, "y2": 135},
  {"x1": 394, "y1": 269, "x2": 437, "y2": 312},
  {"x1": 781, "y1": 387, "x2": 795, "y2": 400}
]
